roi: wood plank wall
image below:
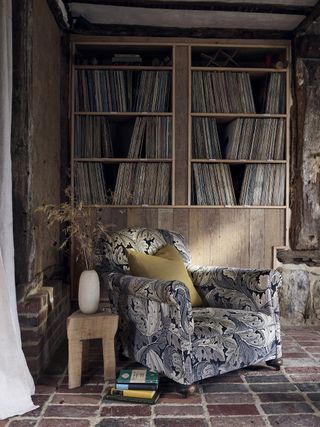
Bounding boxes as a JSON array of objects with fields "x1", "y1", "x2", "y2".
[{"x1": 98, "y1": 207, "x2": 285, "y2": 268}]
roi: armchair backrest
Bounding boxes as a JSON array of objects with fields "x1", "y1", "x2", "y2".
[{"x1": 98, "y1": 227, "x2": 191, "y2": 273}]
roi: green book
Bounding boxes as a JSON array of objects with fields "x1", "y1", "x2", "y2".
[{"x1": 117, "y1": 368, "x2": 159, "y2": 385}]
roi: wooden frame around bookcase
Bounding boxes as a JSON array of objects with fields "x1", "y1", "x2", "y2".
[
  {"x1": 69, "y1": 36, "x2": 291, "y2": 299},
  {"x1": 187, "y1": 40, "x2": 291, "y2": 245},
  {"x1": 70, "y1": 40, "x2": 176, "y2": 208}
]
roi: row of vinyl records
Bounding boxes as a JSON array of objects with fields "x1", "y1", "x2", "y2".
[
  {"x1": 74, "y1": 161, "x2": 285, "y2": 206},
  {"x1": 192, "y1": 72, "x2": 285, "y2": 114},
  {"x1": 75, "y1": 70, "x2": 172, "y2": 112},
  {"x1": 192, "y1": 163, "x2": 285, "y2": 206},
  {"x1": 74, "y1": 116, "x2": 172, "y2": 158},
  {"x1": 74, "y1": 162, "x2": 171, "y2": 205},
  {"x1": 193, "y1": 117, "x2": 286, "y2": 160},
  {"x1": 74, "y1": 115, "x2": 284, "y2": 161}
]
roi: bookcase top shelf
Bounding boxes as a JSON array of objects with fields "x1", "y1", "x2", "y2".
[
  {"x1": 191, "y1": 113, "x2": 287, "y2": 120},
  {"x1": 74, "y1": 112, "x2": 173, "y2": 116},
  {"x1": 74, "y1": 158, "x2": 173, "y2": 163},
  {"x1": 191, "y1": 159, "x2": 287, "y2": 164},
  {"x1": 74, "y1": 65, "x2": 173, "y2": 71},
  {"x1": 191, "y1": 67, "x2": 287, "y2": 74}
]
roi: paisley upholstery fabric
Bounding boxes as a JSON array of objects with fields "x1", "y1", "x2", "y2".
[{"x1": 99, "y1": 227, "x2": 282, "y2": 385}]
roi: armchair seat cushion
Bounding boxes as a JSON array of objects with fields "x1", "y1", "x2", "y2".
[{"x1": 191, "y1": 307, "x2": 276, "y2": 381}]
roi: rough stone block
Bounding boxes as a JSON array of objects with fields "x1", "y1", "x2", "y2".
[{"x1": 278, "y1": 268, "x2": 310, "y2": 324}]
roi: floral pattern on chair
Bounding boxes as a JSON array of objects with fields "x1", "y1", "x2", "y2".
[{"x1": 99, "y1": 227, "x2": 282, "y2": 385}]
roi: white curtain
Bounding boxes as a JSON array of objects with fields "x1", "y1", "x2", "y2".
[{"x1": 0, "y1": 0, "x2": 37, "y2": 419}]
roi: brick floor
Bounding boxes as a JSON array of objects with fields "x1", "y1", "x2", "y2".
[{"x1": 2, "y1": 326, "x2": 320, "y2": 427}]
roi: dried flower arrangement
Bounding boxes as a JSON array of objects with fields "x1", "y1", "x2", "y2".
[{"x1": 36, "y1": 190, "x2": 109, "y2": 270}]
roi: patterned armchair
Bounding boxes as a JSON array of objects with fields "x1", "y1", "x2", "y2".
[{"x1": 99, "y1": 227, "x2": 282, "y2": 386}]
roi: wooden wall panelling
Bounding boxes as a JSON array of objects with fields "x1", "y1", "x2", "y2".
[
  {"x1": 173, "y1": 209, "x2": 190, "y2": 247},
  {"x1": 264, "y1": 209, "x2": 286, "y2": 267},
  {"x1": 158, "y1": 208, "x2": 174, "y2": 230},
  {"x1": 189, "y1": 209, "x2": 206, "y2": 265},
  {"x1": 127, "y1": 207, "x2": 159, "y2": 229},
  {"x1": 249, "y1": 209, "x2": 266, "y2": 268},
  {"x1": 98, "y1": 208, "x2": 128, "y2": 231}
]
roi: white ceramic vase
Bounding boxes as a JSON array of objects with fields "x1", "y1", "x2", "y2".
[{"x1": 78, "y1": 270, "x2": 100, "y2": 314}]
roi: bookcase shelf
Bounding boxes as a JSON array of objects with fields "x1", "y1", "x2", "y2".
[
  {"x1": 191, "y1": 159, "x2": 287, "y2": 164},
  {"x1": 74, "y1": 112, "x2": 173, "y2": 116},
  {"x1": 189, "y1": 44, "x2": 289, "y2": 208},
  {"x1": 74, "y1": 158, "x2": 172, "y2": 163},
  {"x1": 75, "y1": 65, "x2": 173, "y2": 71}
]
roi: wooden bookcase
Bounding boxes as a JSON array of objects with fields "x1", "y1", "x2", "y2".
[
  {"x1": 71, "y1": 43, "x2": 174, "y2": 206},
  {"x1": 70, "y1": 36, "x2": 290, "y2": 298}
]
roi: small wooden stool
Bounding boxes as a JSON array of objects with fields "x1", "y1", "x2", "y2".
[{"x1": 67, "y1": 311, "x2": 119, "y2": 389}]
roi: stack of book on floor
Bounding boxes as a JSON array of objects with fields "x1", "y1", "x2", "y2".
[{"x1": 105, "y1": 368, "x2": 160, "y2": 404}]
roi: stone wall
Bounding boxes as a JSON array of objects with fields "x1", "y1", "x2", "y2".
[{"x1": 276, "y1": 255, "x2": 320, "y2": 326}]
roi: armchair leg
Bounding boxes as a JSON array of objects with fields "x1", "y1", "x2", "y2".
[
  {"x1": 180, "y1": 384, "x2": 197, "y2": 398},
  {"x1": 266, "y1": 358, "x2": 283, "y2": 371}
]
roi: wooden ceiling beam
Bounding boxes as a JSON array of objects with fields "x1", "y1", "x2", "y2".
[
  {"x1": 65, "y1": 0, "x2": 313, "y2": 16},
  {"x1": 294, "y1": 0, "x2": 320, "y2": 35},
  {"x1": 47, "y1": 0, "x2": 71, "y2": 30},
  {"x1": 71, "y1": 21, "x2": 292, "y2": 39}
]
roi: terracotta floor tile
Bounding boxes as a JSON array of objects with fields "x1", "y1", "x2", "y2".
[
  {"x1": 202, "y1": 383, "x2": 248, "y2": 393},
  {"x1": 209, "y1": 416, "x2": 267, "y2": 427},
  {"x1": 258, "y1": 392, "x2": 306, "y2": 402},
  {"x1": 7, "y1": 421, "x2": 37, "y2": 427},
  {"x1": 100, "y1": 405, "x2": 152, "y2": 417},
  {"x1": 205, "y1": 393, "x2": 254, "y2": 404},
  {"x1": 56, "y1": 385, "x2": 103, "y2": 394},
  {"x1": 307, "y1": 393, "x2": 320, "y2": 401},
  {"x1": 51, "y1": 394, "x2": 102, "y2": 405},
  {"x1": 249, "y1": 383, "x2": 298, "y2": 393},
  {"x1": 245, "y1": 374, "x2": 289, "y2": 383},
  {"x1": 43, "y1": 405, "x2": 99, "y2": 418},
  {"x1": 96, "y1": 420, "x2": 151, "y2": 427},
  {"x1": 157, "y1": 392, "x2": 202, "y2": 404},
  {"x1": 154, "y1": 405, "x2": 203, "y2": 416},
  {"x1": 207, "y1": 404, "x2": 259, "y2": 416},
  {"x1": 155, "y1": 419, "x2": 209, "y2": 427},
  {"x1": 39, "y1": 420, "x2": 90, "y2": 427},
  {"x1": 261, "y1": 402, "x2": 314, "y2": 414},
  {"x1": 289, "y1": 374, "x2": 320, "y2": 383},
  {"x1": 297, "y1": 383, "x2": 320, "y2": 393},
  {"x1": 268, "y1": 414, "x2": 320, "y2": 427}
]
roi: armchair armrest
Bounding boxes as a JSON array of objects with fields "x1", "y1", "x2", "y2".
[
  {"x1": 188, "y1": 265, "x2": 282, "y2": 316},
  {"x1": 104, "y1": 272, "x2": 194, "y2": 336}
]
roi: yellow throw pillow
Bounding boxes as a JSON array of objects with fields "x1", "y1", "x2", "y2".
[{"x1": 127, "y1": 244, "x2": 203, "y2": 307}]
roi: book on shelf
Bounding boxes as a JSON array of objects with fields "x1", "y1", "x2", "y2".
[
  {"x1": 239, "y1": 164, "x2": 285, "y2": 206},
  {"x1": 192, "y1": 71, "x2": 255, "y2": 113},
  {"x1": 75, "y1": 70, "x2": 171, "y2": 112},
  {"x1": 75, "y1": 116, "x2": 113, "y2": 158},
  {"x1": 112, "y1": 54, "x2": 142, "y2": 64},
  {"x1": 74, "y1": 162, "x2": 108, "y2": 205},
  {"x1": 113, "y1": 162, "x2": 171, "y2": 205},
  {"x1": 225, "y1": 118, "x2": 285, "y2": 160},
  {"x1": 192, "y1": 117, "x2": 221, "y2": 159},
  {"x1": 192, "y1": 163, "x2": 236, "y2": 205}
]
